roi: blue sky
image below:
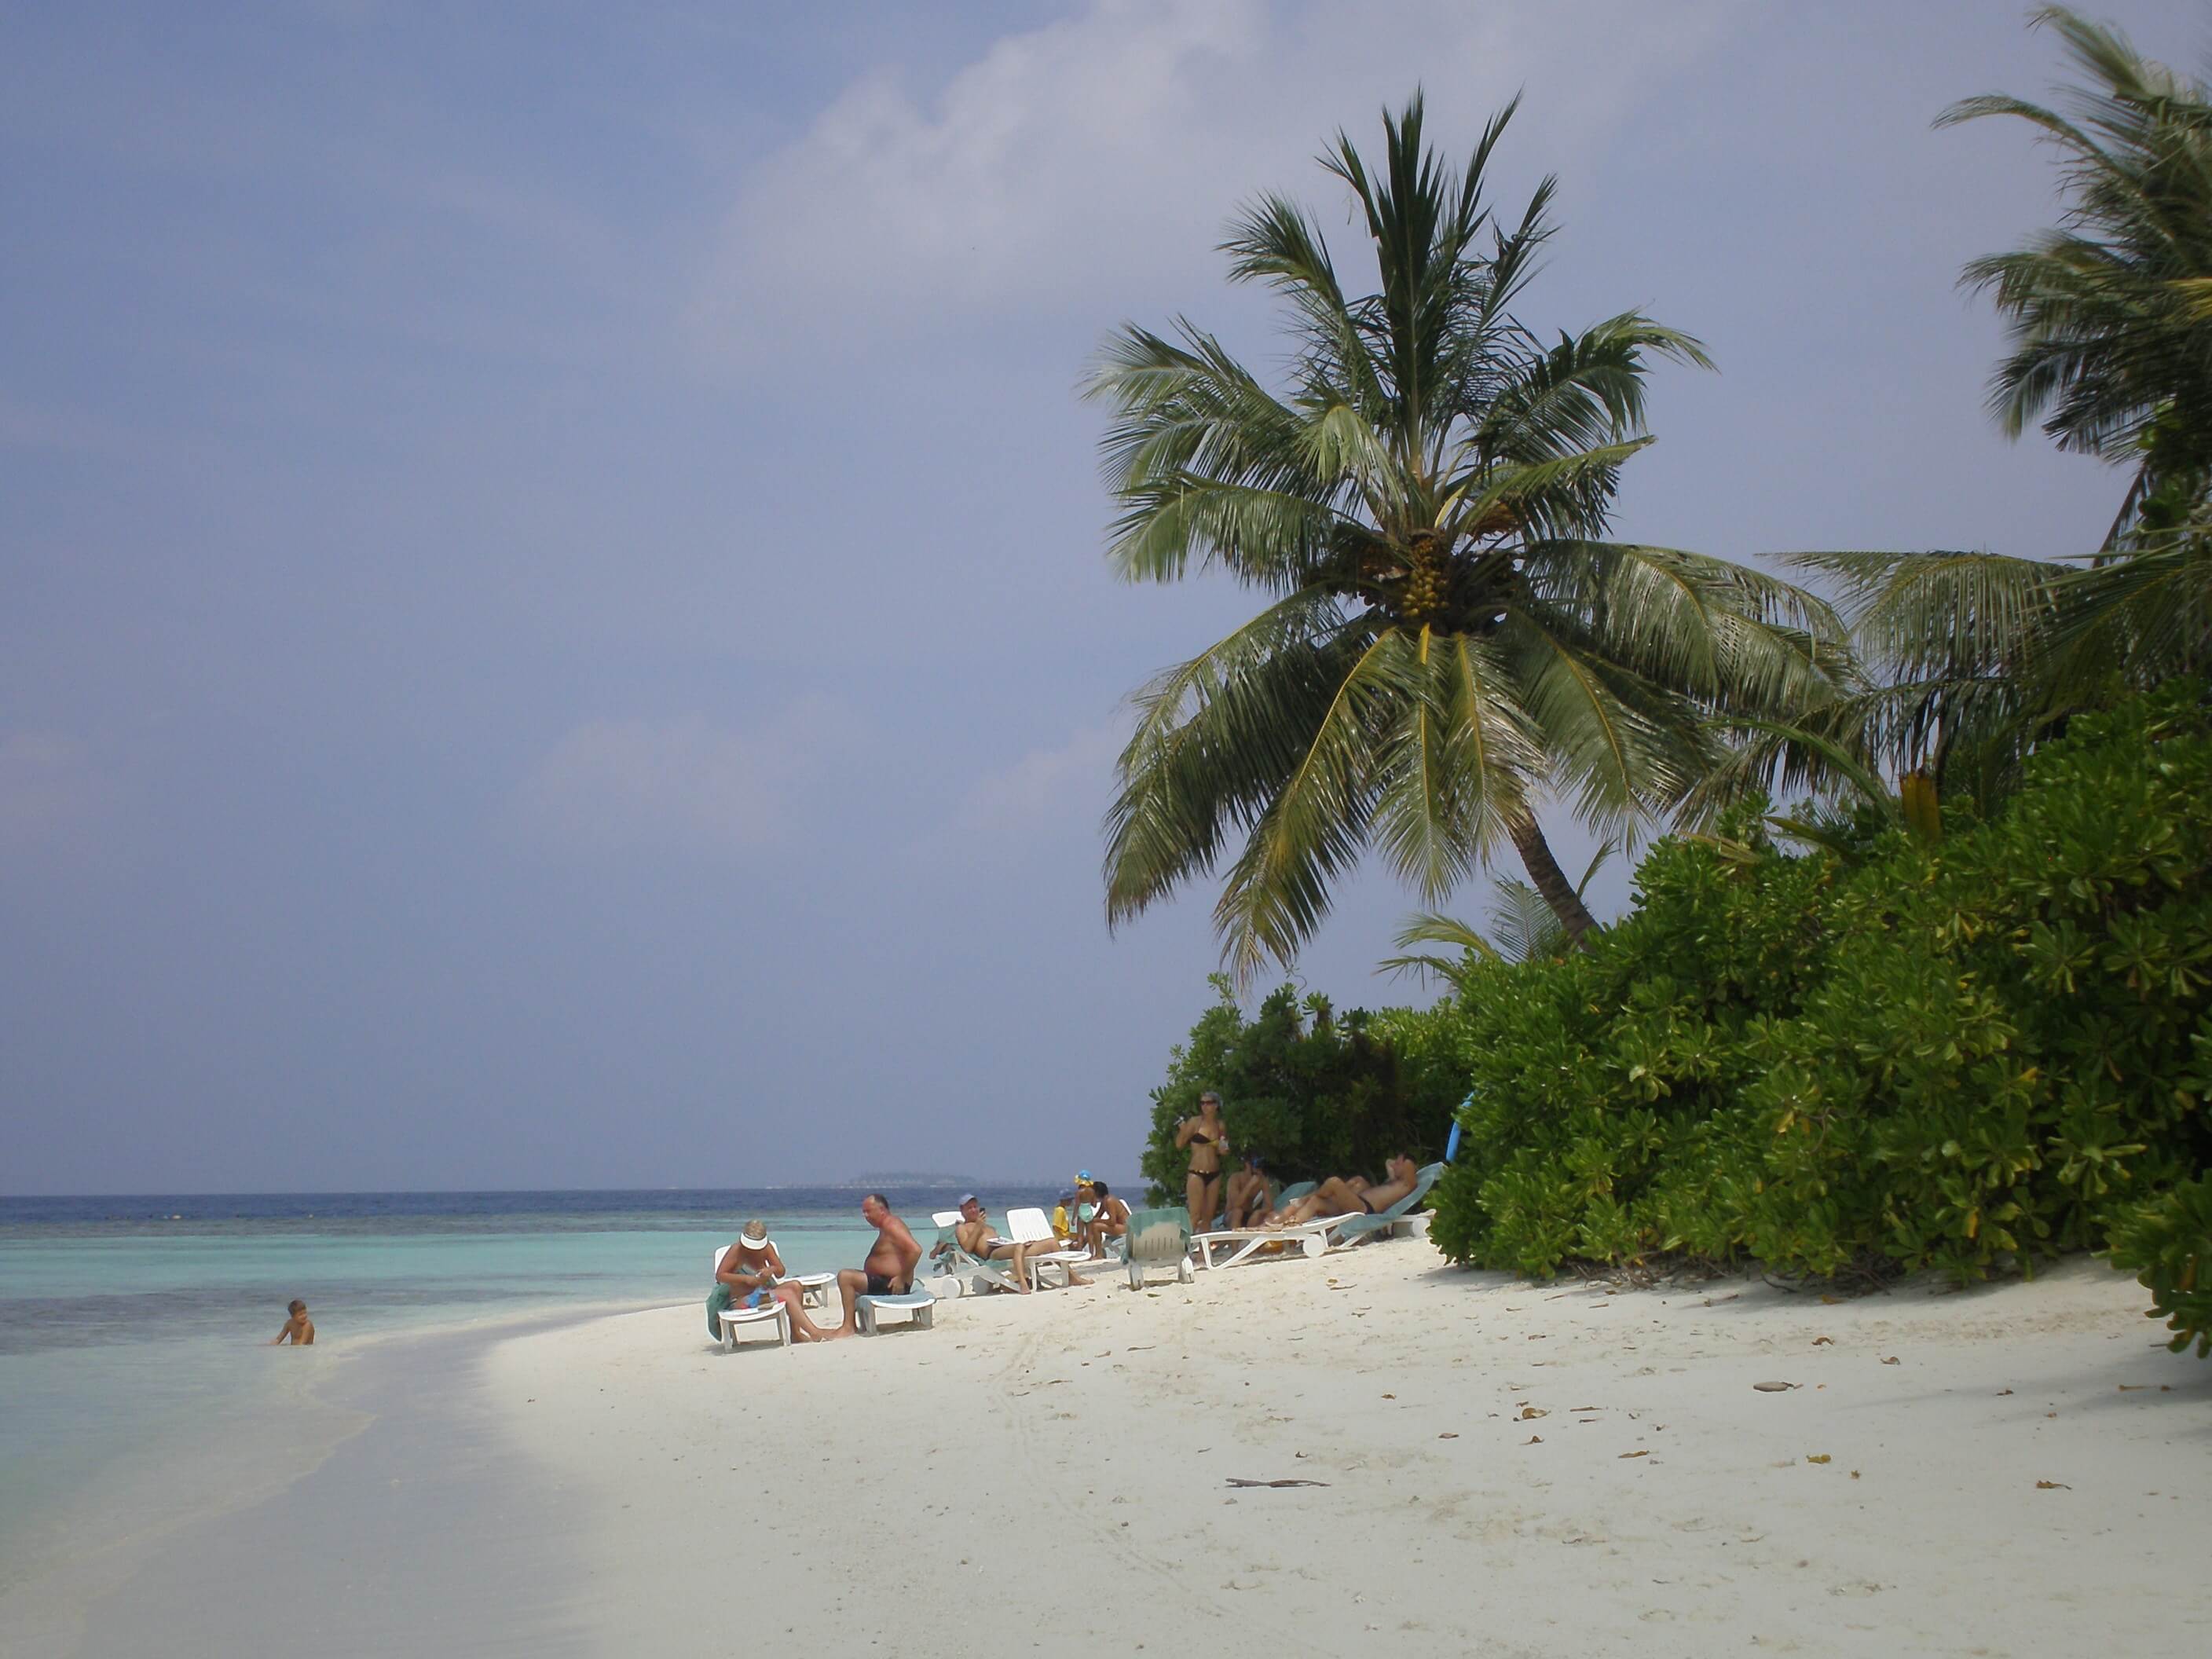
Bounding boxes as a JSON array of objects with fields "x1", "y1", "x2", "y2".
[{"x1": 2, "y1": 1, "x2": 2201, "y2": 1192}]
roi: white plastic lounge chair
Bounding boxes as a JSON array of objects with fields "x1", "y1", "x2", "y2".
[
  {"x1": 1189, "y1": 1214, "x2": 1353, "y2": 1269},
  {"x1": 1002, "y1": 1206, "x2": 1103, "y2": 1289},
  {"x1": 712, "y1": 1245, "x2": 835, "y2": 1308},
  {"x1": 1122, "y1": 1207, "x2": 1192, "y2": 1288},
  {"x1": 709, "y1": 1250, "x2": 791, "y2": 1349}
]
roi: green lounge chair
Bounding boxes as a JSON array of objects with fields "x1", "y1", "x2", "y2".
[{"x1": 1122, "y1": 1207, "x2": 1193, "y2": 1288}]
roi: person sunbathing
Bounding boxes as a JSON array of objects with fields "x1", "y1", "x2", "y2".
[
  {"x1": 718, "y1": 1221, "x2": 839, "y2": 1342},
  {"x1": 932, "y1": 1193, "x2": 1041, "y2": 1294},
  {"x1": 1272, "y1": 1155, "x2": 1420, "y2": 1225},
  {"x1": 1225, "y1": 1155, "x2": 1275, "y2": 1228}
]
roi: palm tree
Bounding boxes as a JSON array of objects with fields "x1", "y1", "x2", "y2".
[
  {"x1": 1762, "y1": 10, "x2": 2212, "y2": 800},
  {"x1": 1941, "y1": 6, "x2": 2212, "y2": 547},
  {"x1": 1380, "y1": 843, "x2": 1614, "y2": 994},
  {"x1": 1088, "y1": 95, "x2": 1844, "y2": 983}
]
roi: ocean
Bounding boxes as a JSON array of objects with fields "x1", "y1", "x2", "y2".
[{"x1": 0, "y1": 1184, "x2": 1082, "y2": 1610}]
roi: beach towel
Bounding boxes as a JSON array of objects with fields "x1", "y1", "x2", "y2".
[{"x1": 706, "y1": 1281, "x2": 733, "y2": 1339}]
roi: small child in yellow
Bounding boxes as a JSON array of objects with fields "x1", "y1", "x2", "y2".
[{"x1": 270, "y1": 1298, "x2": 315, "y2": 1346}]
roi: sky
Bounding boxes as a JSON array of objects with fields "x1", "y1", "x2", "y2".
[{"x1": 3, "y1": 1, "x2": 2203, "y2": 1194}]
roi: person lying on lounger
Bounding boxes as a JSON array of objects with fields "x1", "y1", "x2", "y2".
[
  {"x1": 1225, "y1": 1155, "x2": 1275, "y2": 1228},
  {"x1": 931, "y1": 1193, "x2": 1042, "y2": 1294},
  {"x1": 719, "y1": 1220, "x2": 839, "y2": 1342},
  {"x1": 1271, "y1": 1155, "x2": 1420, "y2": 1225}
]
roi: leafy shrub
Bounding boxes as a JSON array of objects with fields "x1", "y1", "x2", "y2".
[
  {"x1": 1426, "y1": 685, "x2": 2212, "y2": 1295},
  {"x1": 1139, "y1": 977, "x2": 1459, "y2": 1204},
  {"x1": 2105, "y1": 1177, "x2": 2212, "y2": 1357}
]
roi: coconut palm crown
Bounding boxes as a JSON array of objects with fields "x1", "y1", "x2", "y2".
[
  {"x1": 1942, "y1": 6, "x2": 2212, "y2": 546},
  {"x1": 1763, "y1": 11, "x2": 2212, "y2": 808},
  {"x1": 1087, "y1": 95, "x2": 1844, "y2": 983}
]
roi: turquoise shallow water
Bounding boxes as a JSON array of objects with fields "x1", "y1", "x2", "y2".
[{"x1": 0, "y1": 1186, "x2": 1023, "y2": 1592}]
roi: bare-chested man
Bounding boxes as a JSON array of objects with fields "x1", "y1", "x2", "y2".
[
  {"x1": 836, "y1": 1192, "x2": 923, "y2": 1334},
  {"x1": 929, "y1": 1193, "x2": 1043, "y2": 1292},
  {"x1": 1273, "y1": 1155, "x2": 1421, "y2": 1225}
]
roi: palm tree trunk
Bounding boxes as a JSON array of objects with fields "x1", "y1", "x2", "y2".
[{"x1": 1508, "y1": 814, "x2": 1598, "y2": 944}]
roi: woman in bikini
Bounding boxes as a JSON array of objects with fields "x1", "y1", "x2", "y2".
[
  {"x1": 1272, "y1": 1155, "x2": 1420, "y2": 1226},
  {"x1": 1175, "y1": 1090, "x2": 1229, "y2": 1233}
]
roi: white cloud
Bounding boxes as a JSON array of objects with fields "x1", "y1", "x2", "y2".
[
  {"x1": 691, "y1": 0, "x2": 1744, "y2": 356},
  {"x1": 0, "y1": 732, "x2": 107, "y2": 853},
  {"x1": 950, "y1": 722, "x2": 1126, "y2": 843},
  {"x1": 511, "y1": 696, "x2": 848, "y2": 859}
]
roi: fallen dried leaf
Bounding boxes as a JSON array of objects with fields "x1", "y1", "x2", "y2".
[
  {"x1": 1881, "y1": 1356, "x2": 1901, "y2": 1365},
  {"x1": 1819, "y1": 1295, "x2": 1842, "y2": 1305},
  {"x1": 1850, "y1": 1470, "x2": 1862, "y2": 1479},
  {"x1": 1437, "y1": 1432, "x2": 1459, "y2": 1440},
  {"x1": 2035, "y1": 1480, "x2": 2071, "y2": 1490},
  {"x1": 2118, "y1": 1384, "x2": 2148, "y2": 1392},
  {"x1": 1520, "y1": 1407, "x2": 1549, "y2": 1419},
  {"x1": 1381, "y1": 1392, "x2": 1395, "y2": 1399},
  {"x1": 1806, "y1": 1454, "x2": 1831, "y2": 1464},
  {"x1": 1525, "y1": 1435, "x2": 1544, "y2": 1445},
  {"x1": 1996, "y1": 1388, "x2": 2013, "y2": 1396},
  {"x1": 1619, "y1": 1450, "x2": 1650, "y2": 1459},
  {"x1": 1752, "y1": 1381, "x2": 1800, "y2": 1393},
  {"x1": 1812, "y1": 1336, "x2": 1834, "y2": 1346}
]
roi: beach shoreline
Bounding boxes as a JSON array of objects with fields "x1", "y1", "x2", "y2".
[
  {"x1": 9, "y1": 1243, "x2": 2207, "y2": 1657},
  {"x1": 1, "y1": 1296, "x2": 682, "y2": 1659}
]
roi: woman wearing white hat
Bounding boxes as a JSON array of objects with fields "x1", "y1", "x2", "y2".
[{"x1": 717, "y1": 1219, "x2": 839, "y2": 1342}]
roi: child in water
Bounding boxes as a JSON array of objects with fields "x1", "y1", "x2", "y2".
[{"x1": 270, "y1": 1298, "x2": 315, "y2": 1346}]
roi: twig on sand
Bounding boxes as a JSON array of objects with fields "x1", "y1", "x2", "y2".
[{"x1": 1225, "y1": 1478, "x2": 1330, "y2": 1489}]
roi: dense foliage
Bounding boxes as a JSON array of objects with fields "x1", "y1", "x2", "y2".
[
  {"x1": 1423, "y1": 686, "x2": 2212, "y2": 1287},
  {"x1": 2104, "y1": 1176, "x2": 2212, "y2": 1356},
  {"x1": 1139, "y1": 978, "x2": 1460, "y2": 1205}
]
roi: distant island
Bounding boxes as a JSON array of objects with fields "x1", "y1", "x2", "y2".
[{"x1": 831, "y1": 1174, "x2": 1116, "y2": 1189}]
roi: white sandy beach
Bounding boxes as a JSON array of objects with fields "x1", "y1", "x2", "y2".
[{"x1": 484, "y1": 1241, "x2": 2208, "y2": 1657}]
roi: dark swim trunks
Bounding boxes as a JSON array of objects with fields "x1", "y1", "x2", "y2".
[{"x1": 865, "y1": 1273, "x2": 909, "y2": 1296}]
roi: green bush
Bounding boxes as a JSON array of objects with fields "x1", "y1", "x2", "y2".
[
  {"x1": 1139, "y1": 978, "x2": 1459, "y2": 1204},
  {"x1": 1426, "y1": 685, "x2": 2212, "y2": 1294},
  {"x1": 2105, "y1": 1177, "x2": 2212, "y2": 1357}
]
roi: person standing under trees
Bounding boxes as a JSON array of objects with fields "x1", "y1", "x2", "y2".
[{"x1": 1177, "y1": 1091, "x2": 1229, "y2": 1233}]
